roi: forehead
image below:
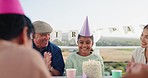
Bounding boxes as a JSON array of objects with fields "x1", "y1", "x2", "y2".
[
  {"x1": 79, "y1": 36, "x2": 92, "y2": 41},
  {"x1": 36, "y1": 32, "x2": 50, "y2": 35},
  {"x1": 142, "y1": 29, "x2": 148, "y2": 35}
]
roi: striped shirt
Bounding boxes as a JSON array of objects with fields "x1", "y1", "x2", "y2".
[{"x1": 132, "y1": 47, "x2": 146, "y2": 64}]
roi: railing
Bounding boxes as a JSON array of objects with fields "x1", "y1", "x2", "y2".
[
  {"x1": 59, "y1": 46, "x2": 140, "y2": 49},
  {"x1": 60, "y1": 46, "x2": 139, "y2": 76}
]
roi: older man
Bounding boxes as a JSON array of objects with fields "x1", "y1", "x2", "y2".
[{"x1": 32, "y1": 21, "x2": 65, "y2": 76}]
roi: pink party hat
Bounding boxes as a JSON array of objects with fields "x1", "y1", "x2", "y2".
[
  {"x1": 79, "y1": 16, "x2": 92, "y2": 36},
  {"x1": 0, "y1": 0, "x2": 24, "y2": 14}
]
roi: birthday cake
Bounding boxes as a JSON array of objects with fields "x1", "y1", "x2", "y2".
[{"x1": 82, "y1": 60, "x2": 102, "y2": 78}]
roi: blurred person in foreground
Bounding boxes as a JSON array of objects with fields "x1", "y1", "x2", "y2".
[
  {"x1": 130, "y1": 25, "x2": 148, "y2": 64},
  {"x1": 65, "y1": 16, "x2": 104, "y2": 76},
  {"x1": 0, "y1": 0, "x2": 51, "y2": 78},
  {"x1": 123, "y1": 62, "x2": 148, "y2": 78},
  {"x1": 32, "y1": 20, "x2": 65, "y2": 76}
]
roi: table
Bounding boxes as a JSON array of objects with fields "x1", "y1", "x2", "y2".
[
  {"x1": 52, "y1": 76, "x2": 112, "y2": 78},
  {"x1": 52, "y1": 76, "x2": 81, "y2": 78}
]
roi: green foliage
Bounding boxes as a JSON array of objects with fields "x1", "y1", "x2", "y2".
[
  {"x1": 52, "y1": 39, "x2": 63, "y2": 46},
  {"x1": 104, "y1": 62, "x2": 127, "y2": 76},
  {"x1": 96, "y1": 37, "x2": 140, "y2": 46},
  {"x1": 52, "y1": 36, "x2": 140, "y2": 46}
]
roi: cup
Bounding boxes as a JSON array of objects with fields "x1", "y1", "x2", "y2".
[
  {"x1": 111, "y1": 70, "x2": 122, "y2": 78},
  {"x1": 66, "y1": 69, "x2": 76, "y2": 78}
]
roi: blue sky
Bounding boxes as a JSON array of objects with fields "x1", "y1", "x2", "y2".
[{"x1": 20, "y1": 0, "x2": 148, "y2": 38}]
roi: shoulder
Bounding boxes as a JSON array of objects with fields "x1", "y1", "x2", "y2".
[
  {"x1": 132, "y1": 47, "x2": 145, "y2": 58},
  {"x1": 90, "y1": 53, "x2": 103, "y2": 60},
  {"x1": 133, "y1": 47, "x2": 145, "y2": 54},
  {"x1": 17, "y1": 46, "x2": 48, "y2": 69},
  {"x1": 66, "y1": 52, "x2": 78, "y2": 62},
  {"x1": 5, "y1": 45, "x2": 44, "y2": 67},
  {"x1": 0, "y1": 41, "x2": 42, "y2": 59},
  {"x1": 48, "y1": 42, "x2": 61, "y2": 49},
  {"x1": 91, "y1": 53, "x2": 101, "y2": 57},
  {"x1": 18, "y1": 47, "x2": 51, "y2": 77},
  {"x1": 67, "y1": 52, "x2": 77, "y2": 58},
  {"x1": 0, "y1": 42, "x2": 50, "y2": 78},
  {"x1": 18, "y1": 46, "x2": 43, "y2": 59}
]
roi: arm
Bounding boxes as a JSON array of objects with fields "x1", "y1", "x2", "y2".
[
  {"x1": 100, "y1": 59, "x2": 104, "y2": 76},
  {"x1": 65, "y1": 55, "x2": 73, "y2": 69},
  {"x1": 126, "y1": 56, "x2": 135, "y2": 73},
  {"x1": 50, "y1": 48, "x2": 65, "y2": 76},
  {"x1": 131, "y1": 56, "x2": 135, "y2": 62},
  {"x1": 98, "y1": 55, "x2": 104, "y2": 76},
  {"x1": 126, "y1": 50, "x2": 136, "y2": 73},
  {"x1": 49, "y1": 67, "x2": 61, "y2": 76},
  {"x1": 131, "y1": 48, "x2": 136, "y2": 63},
  {"x1": 130, "y1": 48, "x2": 141, "y2": 63}
]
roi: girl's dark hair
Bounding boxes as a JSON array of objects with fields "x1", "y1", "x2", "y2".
[
  {"x1": 24, "y1": 16, "x2": 35, "y2": 39},
  {"x1": 144, "y1": 24, "x2": 148, "y2": 30},
  {"x1": 0, "y1": 14, "x2": 34, "y2": 40},
  {"x1": 77, "y1": 34, "x2": 94, "y2": 42}
]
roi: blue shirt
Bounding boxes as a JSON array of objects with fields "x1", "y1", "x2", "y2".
[{"x1": 33, "y1": 41, "x2": 65, "y2": 75}]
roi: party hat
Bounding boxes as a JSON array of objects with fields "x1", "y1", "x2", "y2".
[
  {"x1": 0, "y1": 0, "x2": 24, "y2": 14},
  {"x1": 79, "y1": 16, "x2": 92, "y2": 36}
]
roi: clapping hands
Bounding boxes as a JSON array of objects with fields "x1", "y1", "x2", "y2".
[{"x1": 44, "y1": 52, "x2": 52, "y2": 71}]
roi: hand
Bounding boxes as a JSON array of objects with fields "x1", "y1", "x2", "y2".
[
  {"x1": 44, "y1": 52, "x2": 52, "y2": 71},
  {"x1": 126, "y1": 62, "x2": 134, "y2": 73},
  {"x1": 123, "y1": 62, "x2": 148, "y2": 78}
]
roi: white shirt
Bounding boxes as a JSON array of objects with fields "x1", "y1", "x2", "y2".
[{"x1": 132, "y1": 47, "x2": 146, "y2": 64}]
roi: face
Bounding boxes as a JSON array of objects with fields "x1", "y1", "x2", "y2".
[
  {"x1": 140, "y1": 28, "x2": 148, "y2": 48},
  {"x1": 33, "y1": 33, "x2": 50, "y2": 48},
  {"x1": 77, "y1": 36, "x2": 93, "y2": 56}
]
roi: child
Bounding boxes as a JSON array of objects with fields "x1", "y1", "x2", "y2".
[{"x1": 65, "y1": 16, "x2": 104, "y2": 76}]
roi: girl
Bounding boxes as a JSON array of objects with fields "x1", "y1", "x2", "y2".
[{"x1": 65, "y1": 16, "x2": 104, "y2": 76}]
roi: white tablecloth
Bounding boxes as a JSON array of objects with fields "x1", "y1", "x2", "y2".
[{"x1": 52, "y1": 76, "x2": 112, "y2": 78}]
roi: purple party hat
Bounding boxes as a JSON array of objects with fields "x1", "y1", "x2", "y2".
[
  {"x1": 79, "y1": 16, "x2": 92, "y2": 36},
  {"x1": 0, "y1": 0, "x2": 24, "y2": 14}
]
